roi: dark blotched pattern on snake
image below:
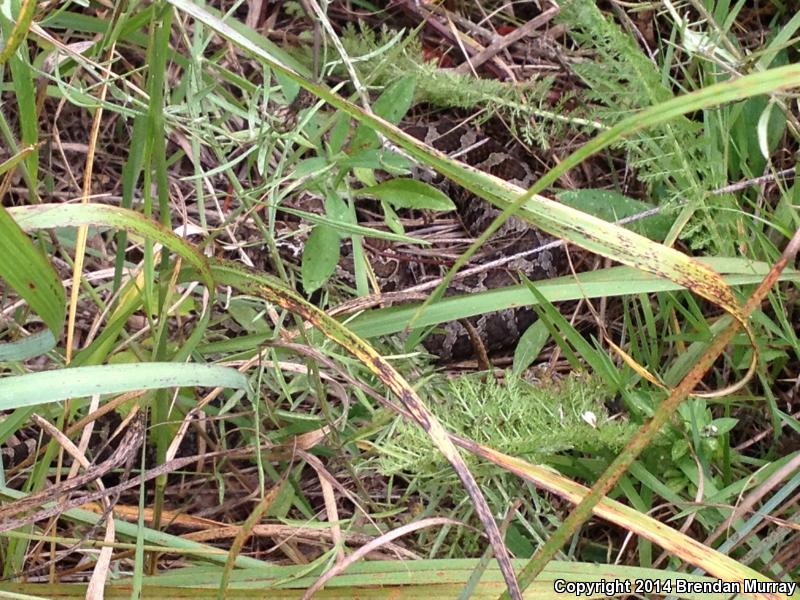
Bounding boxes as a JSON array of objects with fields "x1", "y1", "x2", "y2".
[{"x1": 366, "y1": 118, "x2": 564, "y2": 360}]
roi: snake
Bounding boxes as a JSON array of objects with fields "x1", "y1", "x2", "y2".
[{"x1": 357, "y1": 116, "x2": 564, "y2": 360}]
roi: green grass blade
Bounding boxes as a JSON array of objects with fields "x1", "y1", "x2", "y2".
[
  {"x1": 346, "y1": 259, "x2": 799, "y2": 339},
  {"x1": 0, "y1": 331, "x2": 56, "y2": 362},
  {"x1": 0, "y1": 363, "x2": 249, "y2": 409}
]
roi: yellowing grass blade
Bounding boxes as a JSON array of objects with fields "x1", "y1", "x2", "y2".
[
  {"x1": 207, "y1": 258, "x2": 522, "y2": 600},
  {"x1": 455, "y1": 435, "x2": 788, "y2": 596},
  {"x1": 8, "y1": 203, "x2": 216, "y2": 364},
  {"x1": 0, "y1": 0, "x2": 35, "y2": 65}
]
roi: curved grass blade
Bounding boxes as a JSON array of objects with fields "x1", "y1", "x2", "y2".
[
  {"x1": 10, "y1": 203, "x2": 212, "y2": 292},
  {"x1": 9, "y1": 203, "x2": 216, "y2": 363},
  {"x1": 218, "y1": 478, "x2": 286, "y2": 599},
  {"x1": 10, "y1": 204, "x2": 212, "y2": 285},
  {"x1": 205, "y1": 258, "x2": 522, "y2": 600}
]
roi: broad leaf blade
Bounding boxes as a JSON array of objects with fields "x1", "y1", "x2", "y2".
[
  {"x1": 0, "y1": 205, "x2": 65, "y2": 337},
  {"x1": 301, "y1": 224, "x2": 341, "y2": 293}
]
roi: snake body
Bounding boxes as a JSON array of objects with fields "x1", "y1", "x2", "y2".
[{"x1": 376, "y1": 118, "x2": 563, "y2": 360}]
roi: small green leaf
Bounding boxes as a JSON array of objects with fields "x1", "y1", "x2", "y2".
[
  {"x1": 512, "y1": 320, "x2": 550, "y2": 376},
  {"x1": 338, "y1": 148, "x2": 394, "y2": 170},
  {"x1": 349, "y1": 127, "x2": 379, "y2": 155},
  {"x1": 301, "y1": 224, "x2": 341, "y2": 293},
  {"x1": 228, "y1": 299, "x2": 271, "y2": 334},
  {"x1": 708, "y1": 417, "x2": 739, "y2": 436},
  {"x1": 556, "y1": 189, "x2": 672, "y2": 242},
  {"x1": 351, "y1": 76, "x2": 417, "y2": 151},
  {"x1": 728, "y1": 96, "x2": 786, "y2": 177},
  {"x1": 671, "y1": 438, "x2": 689, "y2": 462},
  {"x1": 505, "y1": 524, "x2": 535, "y2": 558},
  {"x1": 359, "y1": 178, "x2": 455, "y2": 211},
  {"x1": 353, "y1": 166, "x2": 378, "y2": 187},
  {"x1": 380, "y1": 151, "x2": 414, "y2": 174},
  {"x1": 373, "y1": 76, "x2": 417, "y2": 123},
  {"x1": 292, "y1": 157, "x2": 330, "y2": 180},
  {"x1": 324, "y1": 192, "x2": 349, "y2": 223},
  {"x1": 328, "y1": 112, "x2": 350, "y2": 155},
  {"x1": 274, "y1": 69, "x2": 300, "y2": 103}
]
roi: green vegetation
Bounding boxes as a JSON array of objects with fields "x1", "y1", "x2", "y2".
[{"x1": 0, "y1": 1, "x2": 798, "y2": 598}]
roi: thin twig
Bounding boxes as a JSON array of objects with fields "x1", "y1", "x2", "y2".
[{"x1": 454, "y1": 6, "x2": 560, "y2": 74}]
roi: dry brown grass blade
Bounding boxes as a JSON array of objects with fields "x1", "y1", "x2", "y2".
[
  {"x1": 83, "y1": 504, "x2": 418, "y2": 558},
  {"x1": 217, "y1": 476, "x2": 287, "y2": 599},
  {"x1": 207, "y1": 258, "x2": 523, "y2": 600},
  {"x1": 508, "y1": 227, "x2": 800, "y2": 598},
  {"x1": 301, "y1": 518, "x2": 462, "y2": 600},
  {"x1": 0, "y1": 414, "x2": 144, "y2": 532}
]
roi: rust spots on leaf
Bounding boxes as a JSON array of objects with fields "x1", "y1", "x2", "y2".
[{"x1": 370, "y1": 355, "x2": 394, "y2": 379}]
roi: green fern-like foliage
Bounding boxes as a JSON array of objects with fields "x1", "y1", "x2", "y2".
[
  {"x1": 556, "y1": 0, "x2": 730, "y2": 253},
  {"x1": 374, "y1": 372, "x2": 637, "y2": 484},
  {"x1": 329, "y1": 24, "x2": 568, "y2": 148}
]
